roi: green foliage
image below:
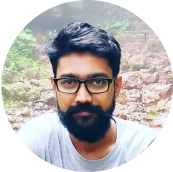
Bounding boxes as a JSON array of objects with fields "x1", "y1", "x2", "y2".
[
  {"x1": 45, "y1": 29, "x2": 58, "y2": 39},
  {"x1": 147, "y1": 111, "x2": 158, "y2": 116},
  {"x1": 3, "y1": 29, "x2": 42, "y2": 78},
  {"x1": 128, "y1": 67, "x2": 133, "y2": 72},
  {"x1": 95, "y1": 19, "x2": 130, "y2": 35},
  {"x1": 45, "y1": 19, "x2": 130, "y2": 47},
  {"x1": 2, "y1": 29, "x2": 47, "y2": 108},
  {"x1": 56, "y1": 1, "x2": 130, "y2": 35},
  {"x1": 67, "y1": 0, "x2": 87, "y2": 11},
  {"x1": 148, "y1": 66, "x2": 157, "y2": 73},
  {"x1": 9, "y1": 29, "x2": 37, "y2": 58}
]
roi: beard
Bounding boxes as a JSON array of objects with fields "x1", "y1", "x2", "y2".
[{"x1": 57, "y1": 96, "x2": 116, "y2": 144}]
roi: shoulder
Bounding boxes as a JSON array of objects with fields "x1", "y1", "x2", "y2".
[
  {"x1": 115, "y1": 117, "x2": 160, "y2": 159},
  {"x1": 115, "y1": 116, "x2": 159, "y2": 133},
  {"x1": 18, "y1": 113, "x2": 61, "y2": 133},
  {"x1": 115, "y1": 117, "x2": 160, "y2": 142},
  {"x1": 17, "y1": 113, "x2": 64, "y2": 148}
]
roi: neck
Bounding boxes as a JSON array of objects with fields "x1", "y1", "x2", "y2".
[{"x1": 70, "y1": 118, "x2": 117, "y2": 160}]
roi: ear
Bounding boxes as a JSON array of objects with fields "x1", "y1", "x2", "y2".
[
  {"x1": 50, "y1": 77, "x2": 57, "y2": 96},
  {"x1": 114, "y1": 75, "x2": 122, "y2": 98}
]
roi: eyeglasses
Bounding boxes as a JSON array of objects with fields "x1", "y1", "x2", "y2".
[{"x1": 53, "y1": 77, "x2": 116, "y2": 94}]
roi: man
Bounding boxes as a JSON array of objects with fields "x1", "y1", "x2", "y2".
[{"x1": 17, "y1": 22, "x2": 159, "y2": 171}]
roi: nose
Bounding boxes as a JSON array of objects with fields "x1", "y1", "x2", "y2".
[{"x1": 75, "y1": 83, "x2": 92, "y2": 104}]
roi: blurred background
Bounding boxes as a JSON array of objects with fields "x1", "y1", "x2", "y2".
[{"x1": 1, "y1": 0, "x2": 172, "y2": 132}]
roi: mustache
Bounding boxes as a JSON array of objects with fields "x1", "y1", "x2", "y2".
[{"x1": 65, "y1": 103, "x2": 104, "y2": 116}]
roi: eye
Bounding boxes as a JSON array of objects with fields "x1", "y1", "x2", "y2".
[
  {"x1": 94, "y1": 79, "x2": 102, "y2": 84},
  {"x1": 61, "y1": 79, "x2": 77, "y2": 85},
  {"x1": 65, "y1": 80, "x2": 73, "y2": 85},
  {"x1": 91, "y1": 79, "x2": 106, "y2": 85}
]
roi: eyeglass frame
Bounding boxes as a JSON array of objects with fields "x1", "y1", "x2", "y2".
[{"x1": 53, "y1": 76, "x2": 117, "y2": 94}]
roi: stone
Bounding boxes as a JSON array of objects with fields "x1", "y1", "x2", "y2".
[
  {"x1": 142, "y1": 72, "x2": 159, "y2": 84},
  {"x1": 7, "y1": 115, "x2": 13, "y2": 122},
  {"x1": 27, "y1": 87, "x2": 41, "y2": 101},
  {"x1": 22, "y1": 68, "x2": 41, "y2": 80},
  {"x1": 128, "y1": 54, "x2": 146, "y2": 71},
  {"x1": 121, "y1": 72, "x2": 143, "y2": 89},
  {"x1": 20, "y1": 107, "x2": 31, "y2": 117},
  {"x1": 12, "y1": 123, "x2": 21, "y2": 130},
  {"x1": 154, "y1": 84, "x2": 172, "y2": 99},
  {"x1": 147, "y1": 39, "x2": 165, "y2": 53}
]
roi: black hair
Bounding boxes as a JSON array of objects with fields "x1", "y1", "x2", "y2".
[{"x1": 45, "y1": 22, "x2": 121, "y2": 78}]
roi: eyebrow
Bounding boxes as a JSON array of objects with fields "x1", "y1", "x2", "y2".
[{"x1": 59, "y1": 72, "x2": 109, "y2": 79}]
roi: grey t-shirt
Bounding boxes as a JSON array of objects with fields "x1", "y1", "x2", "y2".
[{"x1": 17, "y1": 113, "x2": 159, "y2": 171}]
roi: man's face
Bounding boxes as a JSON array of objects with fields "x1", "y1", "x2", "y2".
[{"x1": 51, "y1": 52, "x2": 122, "y2": 143}]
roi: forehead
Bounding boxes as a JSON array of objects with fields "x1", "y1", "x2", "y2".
[{"x1": 56, "y1": 52, "x2": 112, "y2": 78}]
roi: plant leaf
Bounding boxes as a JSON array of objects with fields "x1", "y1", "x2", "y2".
[{"x1": 147, "y1": 111, "x2": 158, "y2": 116}]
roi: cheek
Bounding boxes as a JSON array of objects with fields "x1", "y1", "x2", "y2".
[
  {"x1": 56, "y1": 93, "x2": 75, "y2": 112},
  {"x1": 104, "y1": 86, "x2": 115, "y2": 109},
  {"x1": 95, "y1": 91, "x2": 114, "y2": 111}
]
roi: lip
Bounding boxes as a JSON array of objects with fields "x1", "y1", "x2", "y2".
[{"x1": 75, "y1": 111, "x2": 93, "y2": 117}]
